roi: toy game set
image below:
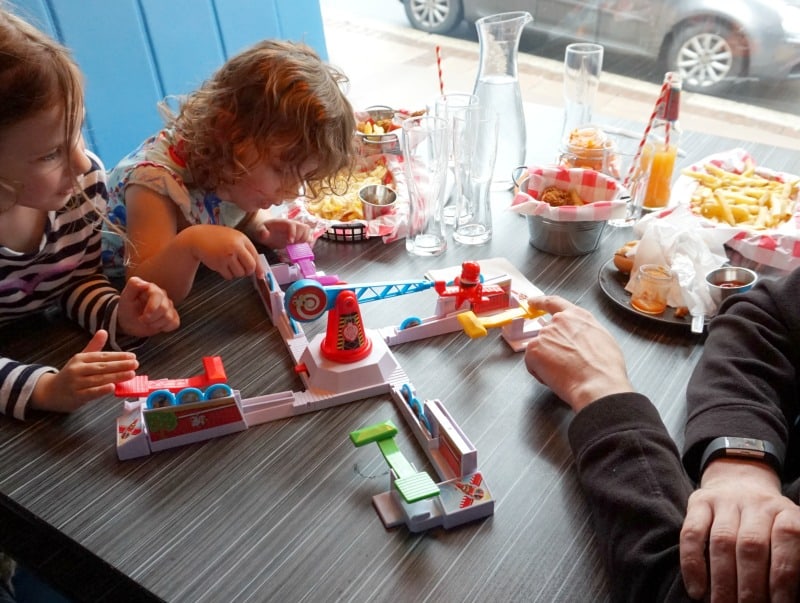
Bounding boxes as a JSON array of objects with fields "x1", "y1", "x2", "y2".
[{"x1": 114, "y1": 244, "x2": 547, "y2": 532}]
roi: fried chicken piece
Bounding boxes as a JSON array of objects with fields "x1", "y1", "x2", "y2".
[{"x1": 540, "y1": 186, "x2": 573, "y2": 207}]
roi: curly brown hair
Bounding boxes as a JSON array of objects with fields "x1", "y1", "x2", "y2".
[{"x1": 172, "y1": 39, "x2": 356, "y2": 196}]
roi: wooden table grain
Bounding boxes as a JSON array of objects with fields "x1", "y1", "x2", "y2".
[{"x1": 2, "y1": 106, "x2": 798, "y2": 603}]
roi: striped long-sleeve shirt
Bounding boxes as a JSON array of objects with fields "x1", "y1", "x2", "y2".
[{"x1": 0, "y1": 152, "x2": 136, "y2": 420}]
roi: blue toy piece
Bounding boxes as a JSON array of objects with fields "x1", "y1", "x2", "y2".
[
  {"x1": 176, "y1": 388, "x2": 205, "y2": 405},
  {"x1": 146, "y1": 390, "x2": 176, "y2": 409},
  {"x1": 398, "y1": 316, "x2": 422, "y2": 330},
  {"x1": 400, "y1": 384, "x2": 432, "y2": 435},
  {"x1": 204, "y1": 384, "x2": 234, "y2": 399}
]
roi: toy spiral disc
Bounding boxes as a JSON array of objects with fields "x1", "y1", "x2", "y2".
[{"x1": 285, "y1": 279, "x2": 329, "y2": 322}]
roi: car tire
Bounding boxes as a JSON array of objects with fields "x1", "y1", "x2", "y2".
[
  {"x1": 665, "y1": 20, "x2": 747, "y2": 94},
  {"x1": 403, "y1": 0, "x2": 464, "y2": 34}
]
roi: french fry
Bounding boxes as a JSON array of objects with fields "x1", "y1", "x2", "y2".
[
  {"x1": 682, "y1": 162, "x2": 799, "y2": 230},
  {"x1": 569, "y1": 189, "x2": 585, "y2": 206},
  {"x1": 306, "y1": 161, "x2": 391, "y2": 222}
]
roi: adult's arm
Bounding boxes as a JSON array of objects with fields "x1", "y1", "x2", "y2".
[
  {"x1": 683, "y1": 268, "x2": 800, "y2": 479},
  {"x1": 569, "y1": 393, "x2": 695, "y2": 603},
  {"x1": 681, "y1": 268, "x2": 800, "y2": 602}
]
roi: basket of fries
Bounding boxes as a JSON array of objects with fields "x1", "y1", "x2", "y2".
[
  {"x1": 285, "y1": 153, "x2": 406, "y2": 243},
  {"x1": 659, "y1": 148, "x2": 800, "y2": 270}
]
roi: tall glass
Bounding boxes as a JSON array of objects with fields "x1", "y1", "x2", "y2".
[
  {"x1": 452, "y1": 109, "x2": 499, "y2": 245},
  {"x1": 434, "y1": 93, "x2": 480, "y2": 226},
  {"x1": 473, "y1": 11, "x2": 532, "y2": 191},
  {"x1": 402, "y1": 115, "x2": 449, "y2": 257},
  {"x1": 562, "y1": 43, "x2": 604, "y2": 138},
  {"x1": 606, "y1": 132, "x2": 650, "y2": 227}
]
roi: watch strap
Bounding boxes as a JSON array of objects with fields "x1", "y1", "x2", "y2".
[{"x1": 699, "y1": 436, "x2": 783, "y2": 476}]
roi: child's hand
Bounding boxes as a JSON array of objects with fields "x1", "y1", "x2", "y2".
[
  {"x1": 189, "y1": 225, "x2": 265, "y2": 281},
  {"x1": 29, "y1": 330, "x2": 138, "y2": 413},
  {"x1": 118, "y1": 276, "x2": 180, "y2": 337},
  {"x1": 253, "y1": 218, "x2": 313, "y2": 249}
]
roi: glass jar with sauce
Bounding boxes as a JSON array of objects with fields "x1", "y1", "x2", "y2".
[
  {"x1": 630, "y1": 264, "x2": 673, "y2": 315},
  {"x1": 558, "y1": 125, "x2": 620, "y2": 179}
]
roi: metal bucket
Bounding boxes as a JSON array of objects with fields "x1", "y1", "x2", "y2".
[{"x1": 526, "y1": 215, "x2": 606, "y2": 256}]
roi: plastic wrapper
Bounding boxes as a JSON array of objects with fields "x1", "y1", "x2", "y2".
[{"x1": 629, "y1": 205, "x2": 730, "y2": 318}]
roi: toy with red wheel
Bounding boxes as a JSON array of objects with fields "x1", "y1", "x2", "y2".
[{"x1": 284, "y1": 278, "x2": 436, "y2": 323}]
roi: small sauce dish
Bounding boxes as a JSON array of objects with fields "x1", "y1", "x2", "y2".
[{"x1": 358, "y1": 184, "x2": 397, "y2": 220}]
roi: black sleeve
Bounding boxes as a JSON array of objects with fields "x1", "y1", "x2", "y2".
[
  {"x1": 568, "y1": 393, "x2": 696, "y2": 602},
  {"x1": 683, "y1": 267, "x2": 800, "y2": 482}
]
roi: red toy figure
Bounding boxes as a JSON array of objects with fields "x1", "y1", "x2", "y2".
[{"x1": 434, "y1": 261, "x2": 510, "y2": 314}]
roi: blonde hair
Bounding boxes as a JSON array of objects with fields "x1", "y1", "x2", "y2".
[
  {"x1": 171, "y1": 39, "x2": 356, "y2": 195},
  {"x1": 0, "y1": 6, "x2": 84, "y2": 163}
]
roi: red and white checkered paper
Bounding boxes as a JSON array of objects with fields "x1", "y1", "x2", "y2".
[
  {"x1": 509, "y1": 166, "x2": 625, "y2": 221},
  {"x1": 284, "y1": 153, "x2": 407, "y2": 242},
  {"x1": 646, "y1": 148, "x2": 800, "y2": 272}
]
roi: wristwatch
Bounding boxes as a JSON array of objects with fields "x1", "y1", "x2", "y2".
[{"x1": 700, "y1": 436, "x2": 783, "y2": 476}]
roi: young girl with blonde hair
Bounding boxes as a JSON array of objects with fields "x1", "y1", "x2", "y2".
[
  {"x1": 0, "y1": 7, "x2": 179, "y2": 419},
  {"x1": 104, "y1": 39, "x2": 357, "y2": 303}
]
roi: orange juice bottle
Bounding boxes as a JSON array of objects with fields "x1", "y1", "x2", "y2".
[{"x1": 642, "y1": 73, "x2": 682, "y2": 209}]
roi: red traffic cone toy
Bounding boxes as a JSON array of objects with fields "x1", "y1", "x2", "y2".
[{"x1": 320, "y1": 290, "x2": 372, "y2": 363}]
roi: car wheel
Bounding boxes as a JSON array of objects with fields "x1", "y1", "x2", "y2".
[
  {"x1": 403, "y1": 0, "x2": 464, "y2": 34},
  {"x1": 666, "y1": 21, "x2": 746, "y2": 94}
]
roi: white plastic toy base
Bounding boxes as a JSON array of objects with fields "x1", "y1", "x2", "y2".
[{"x1": 115, "y1": 254, "x2": 510, "y2": 533}]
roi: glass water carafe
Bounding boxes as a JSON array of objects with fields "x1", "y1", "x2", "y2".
[{"x1": 473, "y1": 11, "x2": 532, "y2": 191}]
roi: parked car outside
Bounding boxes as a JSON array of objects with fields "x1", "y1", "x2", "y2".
[{"x1": 401, "y1": 0, "x2": 800, "y2": 94}]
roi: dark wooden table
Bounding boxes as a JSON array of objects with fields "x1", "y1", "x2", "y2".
[{"x1": 2, "y1": 106, "x2": 798, "y2": 603}]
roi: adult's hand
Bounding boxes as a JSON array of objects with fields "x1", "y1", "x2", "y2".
[
  {"x1": 524, "y1": 295, "x2": 634, "y2": 413},
  {"x1": 680, "y1": 459, "x2": 800, "y2": 602}
]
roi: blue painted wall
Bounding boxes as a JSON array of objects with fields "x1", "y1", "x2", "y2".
[{"x1": 11, "y1": 0, "x2": 328, "y2": 166}]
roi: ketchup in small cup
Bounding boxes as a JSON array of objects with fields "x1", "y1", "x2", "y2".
[{"x1": 705, "y1": 266, "x2": 758, "y2": 306}]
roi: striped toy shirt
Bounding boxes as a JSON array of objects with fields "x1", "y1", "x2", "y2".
[{"x1": 0, "y1": 152, "x2": 137, "y2": 420}]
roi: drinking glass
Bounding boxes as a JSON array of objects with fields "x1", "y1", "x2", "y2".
[
  {"x1": 434, "y1": 92, "x2": 480, "y2": 226},
  {"x1": 562, "y1": 43, "x2": 604, "y2": 138},
  {"x1": 606, "y1": 132, "x2": 650, "y2": 227},
  {"x1": 401, "y1": 115, "x2": 449, "y2": 256},
  {"x1": 630, "y1": 264, "x2": 673, "y2": 315},
  {"x1": 452, "y1": 110, "x2": 499, "y2": 245}
]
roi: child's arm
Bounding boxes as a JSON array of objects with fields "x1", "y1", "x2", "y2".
[
  {"x1": 242, "y1": 210, "x2": 314, "y2": 249},
  {"x1": 124, "y1": 185, "x2": 264, "y2": 303},
  {"x1": 0, "y1": 331, "x2": 137, "y2": 419},
  {"x1": 61, "y1": 271, "x2": 178, "y2": 348}
]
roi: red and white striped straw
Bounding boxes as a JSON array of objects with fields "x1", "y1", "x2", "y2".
[
  {"x1": 664, "y1": 73, "x2": 675, "y2": 148},
  {"x1": 435, "y1": 45, "x2": 444, "y2": 95},
  {"x1": 624, "y1": 80, "x2": 669, "y2": 189}
]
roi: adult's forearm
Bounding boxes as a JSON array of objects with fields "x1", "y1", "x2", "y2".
[{"x1": 568, "y1": 394, "x2": 694, "y2": 602}]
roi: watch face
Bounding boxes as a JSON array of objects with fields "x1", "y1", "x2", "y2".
[{"x1": 724, "y1": 437, "x2": 766, "y2": 453}]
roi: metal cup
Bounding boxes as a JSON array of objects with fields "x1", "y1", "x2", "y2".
[
  {"x1": 358, "y1": 184, "x2": 397, "y2": 220},
  {"x1": 705, "y1": 266, "x2": 758, "y2": 306}
]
